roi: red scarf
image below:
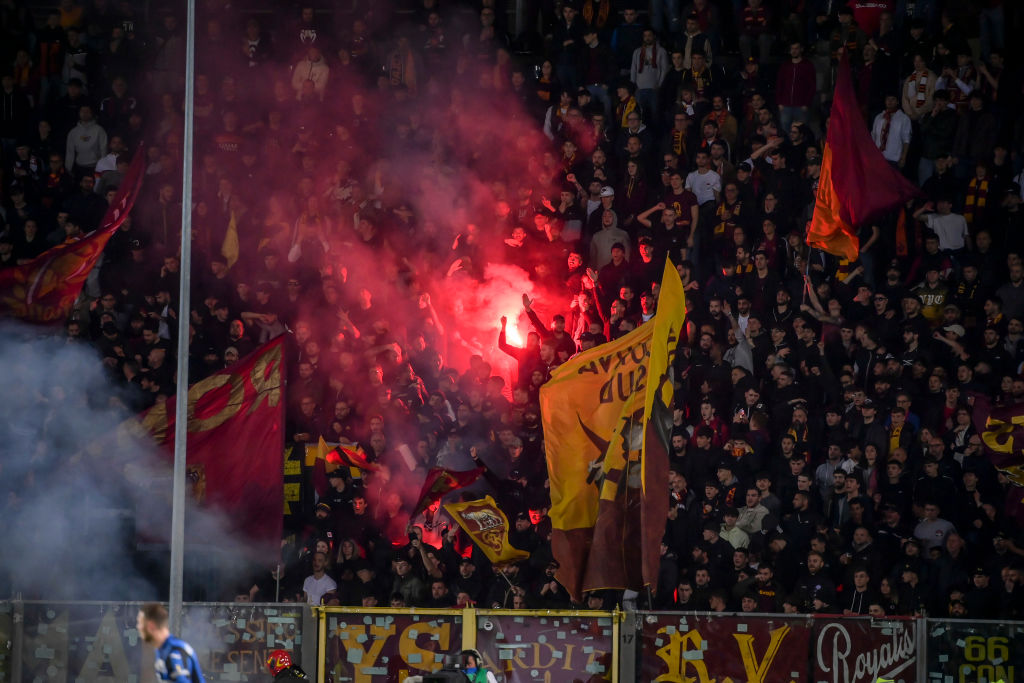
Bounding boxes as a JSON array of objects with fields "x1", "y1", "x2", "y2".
[
  {"x1": 637, "y1": 45, "x2": 658, "y2": 74},
  {"x1": 878, "y1": 110, "x2": 893, "y2": 150}
]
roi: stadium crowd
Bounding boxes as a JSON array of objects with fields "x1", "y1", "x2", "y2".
[{"x1": 2, "y1": 0, "x2": 1024, "y2": 618}]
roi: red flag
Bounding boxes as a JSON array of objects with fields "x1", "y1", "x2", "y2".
[
  {"x1": 411, "y1": 467, "x2": 484, "y2": 519},
  {"x1": 135, "y1": 337, "x2": 286, "y2": 547},
  {"x1": 0, "y1": 150, "x2": 145, "y2": 322},
  {"x1": 807, "y1": 54, "x2": 919, "y2": 259}
]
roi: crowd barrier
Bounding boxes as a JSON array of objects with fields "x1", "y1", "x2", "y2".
[
  {"x1": 1, "y1": 601, "x2": 1022, "y2": 683},
  {"x1": 0, "y1": 601, "x2": 314, "y2": 683}
]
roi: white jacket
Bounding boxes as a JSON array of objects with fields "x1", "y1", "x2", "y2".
[{"x1": 291, "y1": 58, "x2": 330, "y2": 98}]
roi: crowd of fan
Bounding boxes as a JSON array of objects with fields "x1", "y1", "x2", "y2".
[{"x1": 2, "y1": 0, "x2": 1024, "y2": 618}]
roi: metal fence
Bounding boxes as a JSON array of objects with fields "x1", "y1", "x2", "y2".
[{"x1": 2, "y1": 601, "x2": 1022, "y2": 683}]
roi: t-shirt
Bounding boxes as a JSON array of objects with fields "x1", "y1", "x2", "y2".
[
  {"x1": 913, "y1": 518, "x2": 955, "y2": 550},
  {"x1": 924, "y1": 213, "x2": 969, "y2": 251},
  {"x1": 684, "y1": 169, "x2": 722, "y2": 205},
  {"x1": 303, "y1": 573, "x2": 338, "y2": 605}
]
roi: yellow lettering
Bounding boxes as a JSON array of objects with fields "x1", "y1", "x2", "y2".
[
  {"x1": 398, "y1": 622, "x2": 449, "y2": 671},
  {"x1": 336, "y1": 624, "x2": 396, "y2": 683},
  {"x1": 983, "y1": 414, "x2": 1024, "y2": 453},
  {"x1": 733, "y1": 625, "x2": 790, "y2": 683},
  {"x1": 654, "y1": 629, "x2": 713, "y2": 683}
]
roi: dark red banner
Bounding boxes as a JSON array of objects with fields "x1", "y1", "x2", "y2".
[
  {"x1": 135, "y1": 337, "x2": 285, "y2": 547},
  {"x1": 0, "y1": 150, "x2": 145, "y2": 322},
  {"x1": 640, "y1": 613, "x2": 812, "y2": 683},
  {"x1": 322, "y1": 611, "x2": 463, "y2": 683},
  {"x1": 475, "y1": 612, "x2": 614, "y2": 682},
  {"x1": 812, "y1": 617, "x2": 919, "y2": 683}
]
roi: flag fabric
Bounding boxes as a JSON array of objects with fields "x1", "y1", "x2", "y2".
[
  {"x1": 134, "y1": 337, "x2": 286, "y2": 547},
  {"x1": 222, "y1": 210, "x2": 239, "y2": 269},
  {"x1": 411, "y1": 467, "x2": 485, "y2": 519},
  {"x1": 0, "y1": 150, "x2": 146, "y2": 322},
  {"x1": 312, "y1": 436, "x2": 378, "y2": 472},
  {"x1": 971, "y1": 392, "x2": 1024, "y2": 487},
  {"x1": 806, "y1": 54, "x2": 919, "y2": 260},
  {"x1": 309, "y1": 436, "x2": 378, "y2": 497},
  {"x1": 540, "y1": 260, "x2": 686, "y2": 602},
  {"x1": 640, "y1": 260, "x2": 685, "y2": 592},
  {"x1": 444, "y1": 495, "x2": 530, "y2": 565},
  {"x1": 807, "y1": 144, "x2": 861, "y2": 261}
]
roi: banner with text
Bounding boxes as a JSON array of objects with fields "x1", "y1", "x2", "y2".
[
  {"x1": 639, "y1": 613, "x2": 812, "y2": 683},
  {"x1": 812, "y1": 616, "x2": 918, "y2": 683},
  {"x1": 13, "y1": 602, "x2": 305, "y2": 683},
  {"x1": 474, "y1": 611, "x2": 614, "y2": 682},
  {"x1": 322, "y1": 611, "x2": 462, "y2": 683},
  {"x1": 639, "y1": 613, "x2": 919, "y2": 683},
  {"x1": 924, "y1": 620, "x2": 1024, "y2": 683}
]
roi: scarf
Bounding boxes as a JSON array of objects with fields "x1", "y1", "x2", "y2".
[
  {"x1": 707, "y1": 109, "x2": 728, "y2": 128},
  {"x1": 537, "y1": 77, "x2": 552, "y2": 102},
  {"x1": 836, "y1": 256, "x2": 852, "y2": 280},
  {"x1": 889, "y1": 423, "x2": 903, "y2": 454},
  {"x1": 965, "y1": 177, "x2": 988, "y2": 224},
  {"x1": 912, "y1": 70, "x2": 929, "y2": 107},
  {"x1": 637, "y1": 44, "x2": 657, "y2": 74},
  {"x1": 626, "y1": 175, "x2": 639, "y2": 199},
  {"x1": 617, "y1": 97, "x2": 638, "y2": 128},
  {"x1": 672, "y1": 129, "x2": 686, "y2": 156},
  {"x1": 878, "y1": 110, "x2": 893, "y2": 150},
  {"x1": 582, "y1": 0, "x2": 610, "y2": 28},
  {"x1": 389, "y1": 48, "x2": 417, "y2": 91},
  {"x1": 690, "y1": 68, "x2": 708, "y2": 97},
  {"x1": 786, "y1": 425, "x2": 810, "y2": 461},
  {"x1": 895, "y1": 206, "x2": 909, "y2": 257},
  {"x1": 713, "y1": 201, "x2": 740, "y2": 236}
]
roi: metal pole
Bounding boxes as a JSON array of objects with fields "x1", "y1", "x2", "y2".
[{"x1": 169, "y1": 0, "x2": 196, "y2": 637}]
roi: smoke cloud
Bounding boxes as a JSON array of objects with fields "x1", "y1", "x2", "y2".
[{"x1": 0, "y1": 323, "x2": 261, "y2": 600}]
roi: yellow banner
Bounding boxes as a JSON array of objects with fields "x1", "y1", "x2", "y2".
[
  {"x1": 444, "y1": 495, "x2": 529, "y2": 565},
  {"x1": 540, "y1": 317, "x2": 653, "y2": 532},
  {"x1": 540, "y1": 261, "x2": 685, "y2": 599}
]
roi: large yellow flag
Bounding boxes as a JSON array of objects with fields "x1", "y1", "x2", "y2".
[
  {"x1": 444, "y1": 495, "x2": 530, "y2": 565},
  {"x1": 540, "y1": 260, "x2": 685, "y2": 601}
]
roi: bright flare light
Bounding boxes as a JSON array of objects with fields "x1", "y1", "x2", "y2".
[{"x1": 504, "y1": 316, "x2": 524, "y2": 346}]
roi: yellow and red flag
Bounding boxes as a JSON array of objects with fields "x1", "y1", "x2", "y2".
[
  {"x1": 444, "y1": 495, "x2": 530, "y2": 565},
  {"x1": 130, "y1": 337, "x2": 286, "y2": 547},
  {"x1": 971, "y1": 392, "x2": 1024, "y2": 487},
  {"x1": 0, "y1": 150, "x2": 145, "y2": 322},
  {"x1": 541, "y1": 260, "x2": 685, "y2": 601},
  {"x1": 806, "y1": 54, "x2": 919, "y2": 260}
]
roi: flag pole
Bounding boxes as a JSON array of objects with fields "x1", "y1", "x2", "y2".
[{"x1": 169, "y1": 0, "x2": 197, "y2": 636}]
